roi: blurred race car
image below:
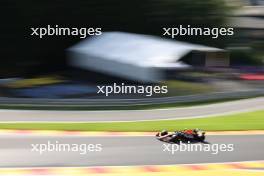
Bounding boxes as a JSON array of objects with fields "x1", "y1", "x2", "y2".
[{"x1": 156, "y1": 129, "x2": 206, "y2": 144}]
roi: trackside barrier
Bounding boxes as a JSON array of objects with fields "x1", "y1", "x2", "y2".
[{"x1": 0, "y1": 90, "x2": 263, "y2": 107}]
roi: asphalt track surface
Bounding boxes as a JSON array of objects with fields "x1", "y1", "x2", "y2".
[
  {"x1": 0, "y1": 134, "x2": 263, "y2": 167},
  {"x1": 0, "y1": 97, "x2": 263, "y2": 122}
]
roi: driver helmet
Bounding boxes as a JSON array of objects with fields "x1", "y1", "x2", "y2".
[
  {"x1": 193, "y1": 128, "x2": 199, "y2": 133},
  {"x1": 160, "y1": 130, "x2": 168, "y2": 136}
]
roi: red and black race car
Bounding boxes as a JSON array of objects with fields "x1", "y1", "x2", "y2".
[{"x1": 156, "y1": 129, "x2": 206, "y2": 144}]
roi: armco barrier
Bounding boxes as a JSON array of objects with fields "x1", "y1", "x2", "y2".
[{"x1": 0, "y1": 90, "x2": 263, "y2": 107}]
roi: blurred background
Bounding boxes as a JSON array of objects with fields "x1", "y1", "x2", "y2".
[{"x1": 0, "y1": 0, "x2": 263, "y2": 99}]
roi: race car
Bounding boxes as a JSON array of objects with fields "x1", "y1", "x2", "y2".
[{"x1": 156, "y1": 129, "x2": 206, "y2": 144}]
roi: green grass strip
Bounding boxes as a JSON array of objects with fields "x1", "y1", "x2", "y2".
[{"x1": 0, "y1": 110, "x2": 263, "y2": 131}]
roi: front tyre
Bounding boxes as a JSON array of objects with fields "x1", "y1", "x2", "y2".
[{"x1": 199, "y1": 135, "x2": 205, "y2": 142}]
